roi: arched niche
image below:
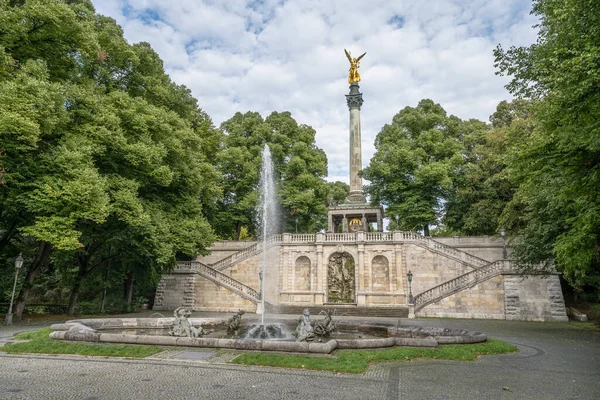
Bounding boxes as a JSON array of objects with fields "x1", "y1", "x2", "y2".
[
  {"x1": 371, "y1": 255, "x2": 390, "y2": 292},
  {"x1": 294, "y1": 256, "x2": 311, "y2": 291},
  {"x1": 327, "y1": 252, "x2": 356, "y2": 303}
]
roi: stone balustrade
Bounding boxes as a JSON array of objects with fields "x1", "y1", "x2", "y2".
[{"x1": 413, "y1": 260, "x2": 512, "y2": 311}]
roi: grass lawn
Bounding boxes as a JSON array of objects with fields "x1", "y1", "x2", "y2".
[
  {"x1": 569, "y1": 321, "x2": 600, "y2": 330},
  {"x1": 1, "y1": 328, "x2": 162, "y2": 358},
  {"x1": 232, "y1": 339, "x2": 518, "y2": 374}
]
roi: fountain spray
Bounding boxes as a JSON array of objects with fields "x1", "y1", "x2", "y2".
[{"x1": 257, "y1": 144, "x2": 278, "y2": 326}]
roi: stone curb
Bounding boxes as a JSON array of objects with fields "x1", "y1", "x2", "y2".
[{"x1": 49, "y1": 318, "x2": 488, "y2": 354}]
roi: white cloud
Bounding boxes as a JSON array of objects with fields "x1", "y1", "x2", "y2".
[{"x1": 92, "y1": 0, "x2": 538, "y2": 185}]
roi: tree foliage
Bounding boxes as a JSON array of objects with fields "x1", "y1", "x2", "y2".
[
  {"x1": 0, "y1": 0, "x2": 217, "y2": 315},
  {"x1": 443, "y1": 100, "x2": 531, "y2": 236},
  {"x1": 495, "y1": 0, "x2": 600, "y2": 288},
  {"x1": 362, "y1": 99, "x2": 464, "y2": 235},
  {"x1": 215, "y1": 111, "x2": 330, "y2": 238}
]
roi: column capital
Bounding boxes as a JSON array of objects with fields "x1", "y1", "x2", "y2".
[{"x1": 345, "y1": 82, "x2": 364, "y2": 110}]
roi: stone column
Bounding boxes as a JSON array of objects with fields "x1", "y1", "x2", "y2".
[
  {"x1": 345, "y1": 82, "x2": 366, "y2": 203},
  {"x1": 361, "y1": 214, "x2": 367, "y2": 232},
  {"x1": 342, "y1": 215, "x2": 348, "y2": 232},
  {"x1": 357, "y1": 242, "x2": 365, "y2": 306}
]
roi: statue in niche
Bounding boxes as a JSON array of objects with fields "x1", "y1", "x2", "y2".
[
  {"x1": 327, "y1": 252, "x2": 356, "y2": 303},
  {"x1": 293, "y1": 309, "x2": 316, "y2": 342},
  {"x1": 227, "y1": 310, "x2": 245, "y2": 335},
  {"x1": 169, "y1": 307, "x2": 212, "y2": 338},
  {"x1": 344, "y1": 49, "x2": 366, "y2": 84}
]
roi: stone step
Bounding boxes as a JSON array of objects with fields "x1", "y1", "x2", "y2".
[{"x1": 266, "y1": 304, "x2": 409, "y2": 318}]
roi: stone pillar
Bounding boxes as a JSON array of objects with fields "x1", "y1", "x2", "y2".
[
  {"x1": 377, "y1": 211, "x2": 383, "y2": 232},
  {"x1": 327, "y1": 213, "x2": 333, "y2": 232},
  {"x1": 342, "y1": 215, "x2": 348, "y2": 232},
  {"x1": 361, "y1": 214, "x2": 367, "y2": 232},
  {"x1": 345, "y1": 82, "x2": 366, "y2": 203},
  {"x1": 316, "y1": 234, "x2": 324, "y2": 297},
  {"x1": 357, "y1": 242, "x2": 365, "y2": 306}
]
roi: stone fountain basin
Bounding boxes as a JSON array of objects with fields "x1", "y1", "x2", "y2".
[{"x1": 49, "y1": 318, "x2": 487, "y2": 354}]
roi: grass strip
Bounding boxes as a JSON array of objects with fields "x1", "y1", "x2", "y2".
[
  {"x1": 232, "y1": 339, "x2": 518, "y2": 374},
  {"x1": 569, "y1": 321, "x2": 600, "y2": 330},
  {"x1": 1, "y1": 328, "x2": 161, "y2": 358}
]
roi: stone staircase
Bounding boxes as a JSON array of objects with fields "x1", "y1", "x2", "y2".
[
  {"x1": 173, "y1": 232, "x2": 503, "y2": 315},
  {"x1": 205, "y1": 235, "x2": 281, "y2": 272},
  {"x1": 413, "y1": 260, "x2": 512, "y2": 312},
  {"x1": 397, "y1": 232, "x2": 489, "y2": 269},
  {"x1": 176, "y1": 261, "x2": 260, "y2": 303}
]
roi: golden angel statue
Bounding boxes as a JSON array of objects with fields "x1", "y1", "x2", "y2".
[{"x1": 344, "y1": 49, "x2": 366, "y2": 83}]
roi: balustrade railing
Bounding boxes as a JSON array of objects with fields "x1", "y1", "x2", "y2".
[
  {"x1": 413, "y1": 260, "x2": 512, "y2": 311},
  {"x1": 290, "y1": 234, "x2": 315, "y2": 242},
  {"x1": 324, "y1": 232, "x2": 357, "y2": 242},
  {"x1": 176, "y1": 261, "x2": 260, "y2": 302},
  {"x1": 365, "y1": 232, "x2": 392, "y2": 241},
  {"x1": 181, "y1": 231, "x2": 492, "y2": 275},
  {"x1": 210, "y1": 235, "x2": 281, "y2": 271}
]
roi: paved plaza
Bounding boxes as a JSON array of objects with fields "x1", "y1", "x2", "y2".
[{"x1": 0, "y1": 316, "x2": 599, "y2": 399}]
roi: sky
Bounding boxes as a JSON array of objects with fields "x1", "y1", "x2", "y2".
[{"x1": 92, "y1": 0, "x2": 538, "y2": 184}]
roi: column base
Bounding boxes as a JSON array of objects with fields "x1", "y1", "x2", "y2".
[
  {"x1": 345, "y1": 192, "x2": 367, "y2": 203},
  {"x1": 408, "y1": 304, "x2": 415, "y2": 319}
]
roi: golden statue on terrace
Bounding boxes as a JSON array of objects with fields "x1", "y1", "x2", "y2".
[{"x1": 344, "y1": 49, "x2": 366, "y2": 83}]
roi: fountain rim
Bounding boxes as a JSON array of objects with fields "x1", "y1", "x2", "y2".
[{"x1": 48, "y1": 317, "x2": 487, "y2": 354}]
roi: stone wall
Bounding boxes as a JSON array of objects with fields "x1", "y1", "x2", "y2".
[
  {"x1": 433, "y1": 236, "x2": 508, "y2": 262},
  {"x1": 193, "y1": 278, "x2": 256, "y2": 312},
  {"x1": 154, "y1": 234, "x2": 567, "y2": 321},
  {"x1": 503, "y1": 274, "x2": 568, "y2": 321},
  {"x1": 417, "y1": 274, "x2": 568, "y2": 321},
  {"x1": 153, "y1": 271, "x2": 196, "y2": 311},
  {"x1": 418, "y1": 275, "x2": 506, "y2": 319}
]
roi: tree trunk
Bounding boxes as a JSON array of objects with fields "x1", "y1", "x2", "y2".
[
  {"x1": 14, "y1": 241, "x2": 51, "y2": 321},
  {"x1": 423, "y1": 224, "x2": 430, "y2": 237},
  {"x1": 235, "y1": 221, "x2": 242, "y2": 241},
  {"x1": 67, "y1": 280, "x2": 81, "y2": 316},
  {"x1": 100, "y1": 251, "x2": 111, "y2": 313},
  {"x1": 124, "y1": 271, "x2": 134, "y2": 307},
  {"x1": 67, "y1": 251, "x2": 91, "y2": 316}
]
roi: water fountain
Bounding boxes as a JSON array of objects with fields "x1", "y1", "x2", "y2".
[
  {"x1": 47, "y1": 147, "x2": 489, "y2": 352},
  {"x1": 246, "y1": 144, "x2": 286, "y2": 340},
  {"x1": 256, "y1": 144, "x2": 278, "y2": 323}
]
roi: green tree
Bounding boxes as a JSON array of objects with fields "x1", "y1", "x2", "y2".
[
  {"x1": 216, "y1": 111, "x2": 329, "y2": 239},
  {"x1": 326, "y1": 181, "x2": 350, "y2": 207},
  {"x1": 495, "y1": 0, "x2": 600, "y2": 289},
  {"x1": 443, "y1": 100, "x2": 532, "y2": 235},
  {"x1": 362, "y1": 99, "x2": 464, "y2": 235},
  {"x1": 0, "y1": 0, "x2": 218, "y2": 315}
]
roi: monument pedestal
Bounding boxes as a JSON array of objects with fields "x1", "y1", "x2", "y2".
[{"x1": 328, "y1": 203, "x2": 384, "y2": 232}]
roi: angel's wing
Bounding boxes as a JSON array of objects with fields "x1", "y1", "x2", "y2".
[
  {"x1": 344, "y1": 49, "x2": 352, "y2": 63},
  {"x1": 356, "y1": 52, "x2": 367, "y2": 62}
]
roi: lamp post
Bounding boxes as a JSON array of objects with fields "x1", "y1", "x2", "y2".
[
  {"x1": 499, "y1": 229, "x2": 507, "y2": 259},
  {"x1": 407, "y1": 270, "x2": 414, "y2": 304},
  {"x1": 5, "y1": 253, "x2": 23, "y2": 325}
]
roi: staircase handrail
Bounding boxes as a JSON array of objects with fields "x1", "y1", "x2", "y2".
[
  {"x1": 397, "y1": 231, "x2": 489, "y2": 269},
  {"x1": 209, "y1": 234, "x2": 282, "y2": 271},
  {"x1": 413, "y1": 260, "x2": 512, "y2": 312},
  {"x1": 176, "y1": 261, "x2": 260, "y2": 303}
]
